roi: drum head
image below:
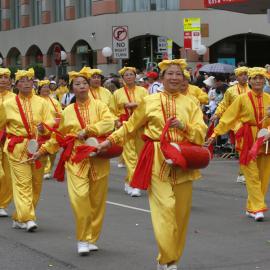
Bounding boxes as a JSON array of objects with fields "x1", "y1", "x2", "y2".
[
  {"x1": 85, "y1": 137, "x2": 98, "y2": 157},
  {"x1": 85, "y1": 137, "x2": 99, "y2": 147},
  {"x1": 27, "y1": 139, "x2": 38, "y2": 154},
  {"x1": 258, "y1": 128, "x2": 268, "y2": 138},
  {"x1": 170, "y1": 142, "x2": 181, "y2": 152}
]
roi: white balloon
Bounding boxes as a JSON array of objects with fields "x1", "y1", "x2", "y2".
[
  {"x1": 60, "y1": 51, "x2": 67, "y2": 61},
  {"x1": 102, "y1": 47, "x2": 112, "y2": 58},
  {"x1": 196, "y1": 44, "x2": 207, "y2": 55}
]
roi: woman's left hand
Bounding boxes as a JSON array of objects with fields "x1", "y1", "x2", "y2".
[
  {"x1": 77, "y1": 129, "x2": 87, "y2": 140},
  {"x1": 37, "y1": 123, "x2": 45, "y2": 134}
]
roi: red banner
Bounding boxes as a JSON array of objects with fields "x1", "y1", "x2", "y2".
[{"x1": 204, "y1": 0, "x2": 247, "y2": 7}]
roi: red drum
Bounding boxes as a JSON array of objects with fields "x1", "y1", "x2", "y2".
[
  {"x1": 166, "y1": 142, "x2": 210, "y2": 170},
  {"x1": 86, "y1": 137, "x2": 123, "y2": 159}
]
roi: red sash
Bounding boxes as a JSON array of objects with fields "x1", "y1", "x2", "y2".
[
  {"x1": 236, "y1": 92, "x2": 264, "y2": 165},
  {"x1": 14, "y1": 95, "x2": 41, "y2": 168}
]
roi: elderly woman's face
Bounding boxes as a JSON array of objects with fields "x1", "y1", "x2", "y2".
[
  {"x1": 123, "y1": 70, "x2": 136, "y2": 85},
  {"x1": 162, "y1": 65, "x2": 184, "y2": 93}
]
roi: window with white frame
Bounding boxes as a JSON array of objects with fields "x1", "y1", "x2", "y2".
[
  {"x1": 10, "y1": 0, "x2": 20, "y2": 29},
  {"x1": 121, "y1": 0, "x2": 178, "y2": 12},
  {"x1": 31, "y1": 0, "x2": 42, "y2": 25},
  {"x1": 53, "y1": 0, "x2": 65, "y2": 22},
  {"x1": 77, "y1": 0, "x2": 91, "y2": 18}
]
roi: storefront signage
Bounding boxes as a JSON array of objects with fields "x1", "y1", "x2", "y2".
[
  {"x1": 112, "y1": 26, "x2": 129, "y2": 59},
  {"x1": 204, "y1": 0, "x2": 247, "y2": 7},
  {"x1": 183, "y1": 18, "x2": 201, "y2": 50}
]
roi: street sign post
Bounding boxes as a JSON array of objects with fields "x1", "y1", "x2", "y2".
[
  {"x1": 112, "y1": 26, "x2": 129, "y2": 59},
  {"x1": 183, "y1": 18, "x2": 201, "y2": 50}
]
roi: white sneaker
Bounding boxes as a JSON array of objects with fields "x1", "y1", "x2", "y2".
[
  {"x1": 88, "y1": 243, "x2": 98, "y2": 251},
  {"x1": 246, "y1": 211, "x2": 255, "y2": 218},
  {"x1": 236, "y1": 175, "x2": 246, "y2": 184},
  {"x1": 26, "y1": 220, "x2": 38, "y2": 232},
  {"x1": 77, "y1": 241, "x2": 90, "y2": 256},
  {"x1": 254, "y1": 212, "x2": 264, "y2": 222},
  {"x1": 0, "y1": 208, "x2": 8, "y2": 217},
  {"x1": 43, "y1": 173, "x2": 51, "y2": 180},
  {"x1": 12, "y1": 221, "x2": 27, "y2": 229},
  {"x1": 157, "y1": 263, "x2": 177, "y2": 270},
  {"x1": 124, "y1": 183, "x2": 133, "y2": 195},
  {"x1": 117, "y1": 163, "x2": 126, "y2": 168},
  {"x1": 131, "y1": 188, "x2": 141, "y2": 197}
]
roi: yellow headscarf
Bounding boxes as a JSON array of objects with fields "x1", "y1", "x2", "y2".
[
  {"x1": 38, "y1": 80, "x2": 50, "y2": 88},
  {"x1": 248, "y1": 67, "x2": 268, "y2": 79},
  {"x1": 234, "y1": 66, "x2": 248, "y2": 76},
  {"x1": 89, "y1": 69, "x2": 102, "y2": 77},
  {"x1": 158, "y1": 59, "x2": 187, "y2": 72},
  {"x1": 15, "y1": 68, "x2": 35, "y2": 82},
  {"x1": 68, "y1": 66, "x2": 92, "y2": 84},
  {"x1": 0, "y1": 68, "x2": 11, "y2": 77},
  {"x1": 118, "y1": 67, "x2": 137, "y2": 76},
  {"x1": 183, "y1": 69, "x2": 191, "y2": 80}
]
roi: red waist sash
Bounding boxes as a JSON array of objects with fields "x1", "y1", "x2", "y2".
[{"x1": 6, "y1": 134, "x2": 30, "y2": 153}]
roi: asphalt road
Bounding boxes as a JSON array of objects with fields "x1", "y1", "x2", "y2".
[{"x1": 0, "y1": 158, "x2": 270, "y2": 270}]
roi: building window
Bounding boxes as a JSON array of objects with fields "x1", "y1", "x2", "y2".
[
  {"x1": 53, "y1": 0, "x2": 65, "y2": 22},
  {"x1": 0, "y1": 1, "x2": 2, "y2": 31},
  {"x1": 31, "y1": 0, "x2": 42, "y2": 25},
  {"x1": 10, "y1": 0, "x2": 20, "y2": 29},
  {"x1": 121, "y1": 0, "x2": 178, "y2": 12},
  {"x1": 77, "y1": 0, "x2": 91, "y2": 18}
]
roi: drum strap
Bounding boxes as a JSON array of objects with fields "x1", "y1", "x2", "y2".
[
  {"x1": 15, "y1": 95, "x2": 32, "y2": 138},
  {"x1": 74, "y1": 102, "x2": 86, "y2": 129},
  {"x1": 48, "y1": 96, "x2": 59, "y2": 113},
  {"x1": 248, "y1": 91, "x2": 264, "y2": 129}
]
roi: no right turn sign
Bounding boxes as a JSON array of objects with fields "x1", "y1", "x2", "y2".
[{"x1": 112, "y1": 26, "x2": 129, "y2": 59}]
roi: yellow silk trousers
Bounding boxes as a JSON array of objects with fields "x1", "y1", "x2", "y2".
[
  {"x1": 44, "y1": 154, "x2": 56, "y2": 174},
  {"x1": 148, "y1": 177, "x2": 193, "y2": 265},
  {"x1": 8, "y1": 157, "x2": 46, "y2": 222},
  {"x1": 241, "y1": 155, "x2": 270, "y2": 213},
  {"x1": 66, "y1": 171, "x2": 108, "y2": 242},
  {"x1": 0, "y1": 150, "x2": 12, "y2": 208},
  {"x1": 122, "y1": 138, "x2": 138, "y2": 183}
]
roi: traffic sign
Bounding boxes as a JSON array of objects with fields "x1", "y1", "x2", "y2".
[{"x1": 112, "y1": 26, "x2": 129, "y2": 59}]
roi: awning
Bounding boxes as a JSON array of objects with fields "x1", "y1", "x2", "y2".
[{"x1": 204, "y1": 0, "x2": 270, "y2": 14}]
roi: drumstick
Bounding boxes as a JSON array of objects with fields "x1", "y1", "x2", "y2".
[
  {"x1": 259, "y1": 116, "x2": 268, "y2": 124},
  {"x1": 266, "y1": 141, "x2": 269, "y2": 154},
  {"x1": 19, "y1": 157, "x2": 34, "y2": 164}
]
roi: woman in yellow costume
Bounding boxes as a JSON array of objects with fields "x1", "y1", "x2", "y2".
[
  {"x1": 37, "y1": 80, "x2": 62, "y2": 179},
  {"x1": 180, "y1": 70, "x2": 200, "y2": 106},
  {"x1": 207, "y1": 67, "x2": 270, "y2": 222},
  {"x1": 0, "y1": 68, "x2": 54, "y2": 231},
  {"x1": 88, "y1": 68, "x2": 113, "y2": 107},
  {"x1": 33, "y1": 68, "x2": 115, "y2": 255},
  {"x1": 211, "y1": 67, "x2": 251, "y2": 184},
  {"x1": 110, "y1": 66, "x2": 148, "y2": 197},
  {"x1": 0, "y1": 68, "x2": 15, "y2": 217},
  {"x1": 98, "y1": 59, "x2": 207, "y2": 270}
]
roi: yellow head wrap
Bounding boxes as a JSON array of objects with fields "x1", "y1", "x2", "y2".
[
  {"x1": 15, "y1": 68, "x2": 35, "y2": 82},
  {"x1": 118, "y1": 67, "x2": 137, "y2": 76},
  {"x1": 158, "y1": 59, "x2": 187, "y2": 72},
  {"x1": 234, "y1": 66, "x2": 248, "y2": 76},
  {"x1": 248, "y1": 67, "x2": 268, "y2": 79},
  {"x1": 89, "y1": 69, "x2": 102, "y2": 77},
  {"x1": 0, "y1": 68, "x2": 11, "y2": 77},
  {"x1": 183, "y1": 69, "x2": 191, "y2": 80},
  {"x1": 68, "y1": 67, "x2": 92, "y2": 84},
  {"x1": 38, "y1": 80, "x2": 50, "y2": 88}
]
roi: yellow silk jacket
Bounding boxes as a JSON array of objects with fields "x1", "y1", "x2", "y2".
[
  {"x1": 215, "y1": 83, "x2": 251, "y2": 117},
  {"x1": 55, "y1": 85, "x2": 69, "y2": 102},
  {"x1": 110, "y1": 85, "x2": 148, "y2": 117},
  {"x1": 0, "y1": 93, "x2": 54, "y2": 162},
  {"x1": 188, "y1": 84, "x2": 208, "y2": 105},
  {"x1": 88, "y1": 86, "x2": 113, "y2": 107},
  {"x1": 42, "y1": 98, "x2": 115, "y2": 180},
  {"x1": 109, "y1": 91, "x2": 207, "y2": 184}
]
